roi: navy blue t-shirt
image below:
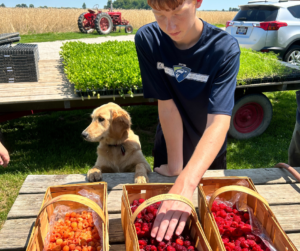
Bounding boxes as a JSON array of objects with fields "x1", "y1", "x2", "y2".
[{"x1": 135, "y1": 20, "x2": 240, "y2": 167}]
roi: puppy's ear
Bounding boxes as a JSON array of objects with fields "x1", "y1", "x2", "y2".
[{"x1": 110, "y1": 109, "x2": 131, "y2": 138}]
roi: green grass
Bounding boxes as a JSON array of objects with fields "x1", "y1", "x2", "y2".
[
  {"x1": 18, "y1": 29, "x2": 137, "y2": 43},
  {"x1": 213, "y1": 24, "x2": 226, "y2": 28},
  {"x1": 0, "y1": 90, "x2": 298, "y2": 229}
]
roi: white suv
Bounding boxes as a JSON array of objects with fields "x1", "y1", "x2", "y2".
[{"x1": 226, "y1": 0, "x2": 300, "y2": 65}]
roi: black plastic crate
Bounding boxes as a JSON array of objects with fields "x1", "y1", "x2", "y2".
[
  {"x1": 0, "y1": 32, "x2": 20, "y2": 41},
  {"x1": 0, "y1": 44, "x2": 39, "y2": 83},
  {"x1": 0, "y1": 37, "x2": 21, "y2": 45}
]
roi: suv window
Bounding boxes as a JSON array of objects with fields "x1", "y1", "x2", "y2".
[
  {"x1": 288, "y1": 5, "x2": 300, "y2": 18},
  {"x1": 233, "y1": 6, "x2": 278, "y2": 22}
]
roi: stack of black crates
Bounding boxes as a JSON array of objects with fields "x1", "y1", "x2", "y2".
[{"x1": 0, "y1": 43, "x2": 39, "y2": 83}]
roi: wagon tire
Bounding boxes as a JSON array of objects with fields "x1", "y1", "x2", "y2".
[
  {"x1": 125, "y1": 25, "x2": 133, "y2": 33},
  {"x1": 78, "y1": 13, "x2": 89, "y2": 33},
  {"x1": 95, "y1": 13, "x2": 113, "y2": 35},
  {"x1": 228, "y1": 93, "x2": 273, "y2": 140}
]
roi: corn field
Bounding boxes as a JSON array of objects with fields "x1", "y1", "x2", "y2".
[{"x1": 0, "y1": 8, "x2": 237, "y2": 35}]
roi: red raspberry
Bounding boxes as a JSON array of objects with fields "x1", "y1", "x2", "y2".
[
  {"x1": 144, "y1": 215, "x2": 151, "y2": 222},
  {"x1": 136, "y1": 227, "x2": 141, "y2": 234},
  {"x1": 148, "y1": 223, "x2": 153, "y2": 230},
  {"x1": 153, "y1": 209, "x2": 158, "y2": 217},
  {"x1": 233, "y1": 209, "x2": 238, "y2": 214},
  {"x1": 225, "y1": 242, "x2": 235, "y2": 249},
  {"x1": 136, "y1": 218, "x2": 143, "y2": 224},
  {"x1": 243, "y1": 213, "x2": 249, "y2": 220},
  {"x1": 167, "y1": 247, "x2": 175, "y2": 251},
  {"x1": 151, "y1": 246, "x2": 157, "y2": 251},
  {"x1": 225, "y1": 247, "x2": 231, "y2": 251},
  {"x1": 235, "y1": 240, "x2": 241, "y2": 247},
  {"x1": 231, "y1": 221, "x2": 239, "y2": 228},
  {"x1": 222, "y1": 237, "x2": 230, "y2": 244},
  {"x1": 246, "y1": 234, "x2": 255, "y2": 240},
  {"x1": 241, "y1": 240, "x2": 249, "y2": 248},
  {"x1": 187, "y1": 247, "x2": 194, "y2": 251},
  {"x1": 219, "y1": 203, "x2": 226, "y2": 209},
  {"x1": 183, "y1": 241, "x2": 191, "y2": 247},
  {"x1": 252, "y1": 246, "x2": 262, "y2": 251},
  {"x1": 225, "y1": 206, "x2": 233, "y2": 213},
  {"x1": 141, "y1": 209, "x2": 147, "y2": 216},
  {"x1": 158, "y1": 242, "x2": 166, "y2": 247},
  {"x1": 148, "y1": 213, "x2": 154, "y2": 221},
  {"x1": 135, "y1": 222, "x2": 142, "y2": 228},
  {"x1": 241, "y1": 224, "x2": 251, "y2": 234},
  {"x1": 142, "y1": 223, "x2": 149, "y2": 228},
  {"x1": 137, "y1": 213, "x2": 143, "y2": 219},
  {"x1": 220, "y1": 210, "x2": 227, "y2": 218},
  {"x1": 131, "y1": 205, "x2": 137, "y2": 213},
  {"x1": 132, "y1": 200, "x2": 139, "y2": 206},
  {"x1": 241, "y1": 249, "x2": 249, "y2": 251},
  {"x1": 147, "y1": 205, "x2": 155, "y2": 214},
  {"x1": 176, "y1": 239, "x2": 184, "y2": 245},
  {"x1": 233, "y1": 215, "x2": 241, "y2": 223},
  {"x1": 139, "y1": 240, "x2": 147, "y2": 246},
  {"x1": 145, "y1": 245, "x2": 152, "y2": 251},
  {"x1": 139, "y1": 198, "x2": 145, "y2": 203},
  {"x1": 234, "y1": 247, "x2": 242, "y2": 251},
  {"x1": 238, "y1": 237, "x2": 245, "y2": 242}
]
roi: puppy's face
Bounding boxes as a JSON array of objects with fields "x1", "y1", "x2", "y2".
[{"x1": 82, "y1": 103, "x2": 131, "y2": 144}]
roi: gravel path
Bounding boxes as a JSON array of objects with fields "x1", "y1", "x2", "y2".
[{"x1": 35, "y1": 35, "x2": 135, "y2": 60}]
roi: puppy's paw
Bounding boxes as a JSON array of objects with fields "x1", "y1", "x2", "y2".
[
  {"x1": 134, "y1": 175, "x2": 148, "y2": 184},
  {"x1": 87, "y1": 167, "x2": 102, "y2": 182}
]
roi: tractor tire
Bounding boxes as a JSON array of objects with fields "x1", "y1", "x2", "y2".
[
  {"x1": 95, "y1": 13, "x2": 113, "y2": 35},
  {"x1": 125, "y1": 25, "x2": 133, "y2": 34},
  {"x1": 228, "y1": 93, "x2": 273, "y2": 140},
  {"x1": 78, "y1": 13, "x2": 92, "y2": 33}
]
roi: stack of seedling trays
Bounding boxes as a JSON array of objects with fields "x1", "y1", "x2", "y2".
[
  {"x1": 0, "y1": 43, "x2": 39, "y2": 83},
  {"x1": 0, "y1": 32, "x2": 20, "y2": 46}
]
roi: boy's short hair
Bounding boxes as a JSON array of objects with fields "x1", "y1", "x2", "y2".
[{"x1": 147, "y1": 0, "x2": 196, "y2": 11}]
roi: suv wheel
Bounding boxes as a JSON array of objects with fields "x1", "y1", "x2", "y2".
[{"x1": 284, "y1": 45, "x2": 300, "y2": 65}]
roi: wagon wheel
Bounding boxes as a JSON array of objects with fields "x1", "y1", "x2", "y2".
[
  {"x1": 95, "y1": 13, "x2": 113, "y2": 35},
  {"x1": 125, "y1": 25, "x2": 133, "y2": 34},
  {"x1": 228, "y1": 93, "x2": 273, "y2": 140},
  {"x1": 78, "y1": 13, "x2": 94, "y2": 33}
]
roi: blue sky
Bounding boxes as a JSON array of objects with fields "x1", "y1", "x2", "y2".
[{"x1": 2, "y1": 0, "x2": 249, "y2": 10}]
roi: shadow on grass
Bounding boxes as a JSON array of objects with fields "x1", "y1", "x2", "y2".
[{"x1": 0, "y1": 105, "x2": 158, "y2": 175}]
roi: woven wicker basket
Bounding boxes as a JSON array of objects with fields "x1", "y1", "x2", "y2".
[
  {"x1": 26, "y1": 182, "x2": 109, "y2": 251},
  {"x1": 198, "y1": 177, "x2": 297, "y2": 251},
  {"x1": 121, "y1": 183, "x2": 212, "y2": 251}
]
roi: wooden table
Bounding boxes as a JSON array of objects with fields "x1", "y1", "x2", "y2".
[{"x1": 1, "y1": 168, "x2": 300, "y2": 251}]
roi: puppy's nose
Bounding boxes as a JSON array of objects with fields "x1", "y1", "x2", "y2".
[{"x1": 82, "y1": 132, "x2": 89, "y2": 139}]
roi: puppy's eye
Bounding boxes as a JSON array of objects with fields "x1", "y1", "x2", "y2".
[{"x1": 98, "y1": 117, "x2": 105, "y2": 122}]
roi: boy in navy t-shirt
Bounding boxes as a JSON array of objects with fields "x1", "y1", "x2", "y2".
[{"x1": 135, "y1": 0, "x2": 240, "y2": 243}]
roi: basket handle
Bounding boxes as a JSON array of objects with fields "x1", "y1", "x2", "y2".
[
  {"x1": 35, "y1": 194, "x2": 105, "y2": 227},
  {"x1": 130, "y1": 194, "x2": 198, "y2": 223},
  {"x1": 208, "y1": 185, "x2": 274, "y2": 217}
]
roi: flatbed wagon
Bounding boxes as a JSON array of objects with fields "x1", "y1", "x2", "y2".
[{"x1": 0, "y1": 59, "x2": 299, "y2": 139}]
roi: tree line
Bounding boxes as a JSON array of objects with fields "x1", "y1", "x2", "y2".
[{"x1": 104, "y1": 0, "x2": 151, "y2": 10}]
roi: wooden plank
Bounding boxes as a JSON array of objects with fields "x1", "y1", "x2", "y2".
[
  {"x1": 7, "y1": 190, "x2": 198, "y2": 219},
  {"x1": 0, "y1": 82, "x2": 69, "y2": 88},
  {"x1": 271, "y1": 204, "x2": 300, "y2": 233},
  {"x1": 0, "y1": 216, "x2": 125, "y2": 251},
  {"x1": 19, "y1": 168, "x2": 300, "y2": 194},
  {"x1": 288, "y1": 234, "x2": 300, "y2": 250}
]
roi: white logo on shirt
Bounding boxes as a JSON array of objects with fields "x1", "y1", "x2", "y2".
[{"x1": 156, "y1": 62, "x2": 209, "y2": 83}]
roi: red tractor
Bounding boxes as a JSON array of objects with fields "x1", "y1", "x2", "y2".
[{"x1": 78, "y1": 4, "x2": 133, "y2": 35}]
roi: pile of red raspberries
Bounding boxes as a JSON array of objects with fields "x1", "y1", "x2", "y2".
[
  {"x1": 131, "y1": 198, "x2": 198, "y2": 251},
  {"x1": 211, "y1": 201, "x2": 270, "y2": 251}
]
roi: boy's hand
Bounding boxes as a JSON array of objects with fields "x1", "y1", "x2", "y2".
[
  {"x1": 0, "y1": 143, "x2": 10, "y2": 167},
  {"x1": 150, "y1": 176, "x2": 194, "y2": 242},
  {"x1": 154, "y1": 164, "x2": 183, "y2": 177}
]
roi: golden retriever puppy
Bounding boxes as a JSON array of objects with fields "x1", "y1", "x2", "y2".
[{"x1": 82, "y1": 102, "x2": 151, "y2": 183}]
